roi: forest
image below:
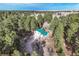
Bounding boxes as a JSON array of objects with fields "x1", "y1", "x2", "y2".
[{"x1": 0, "y1": 11, "x2": 79, "y2": 56}]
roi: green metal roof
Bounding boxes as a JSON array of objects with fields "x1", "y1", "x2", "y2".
[{"x1": 36, "y1": 28, "x2": 48, "y2": 36}]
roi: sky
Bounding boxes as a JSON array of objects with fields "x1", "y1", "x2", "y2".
[{"x1": 0, "y1": 3, "x2": 79, "y2": 11}]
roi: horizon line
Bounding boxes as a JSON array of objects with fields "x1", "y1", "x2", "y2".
[{"x1": 0, "y1": 3, "x2": 79, "y2": 10}]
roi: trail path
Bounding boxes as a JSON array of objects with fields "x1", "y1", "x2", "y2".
[
  {"x1": 43, "y1": 30, "x2": 57, "y2": 56},
  {"x1": 43, "y1": 31, "x2": 72, "y2": 56},
  {"x1": 43, "y1": 37, "x2": 57, "y2": 56}
]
